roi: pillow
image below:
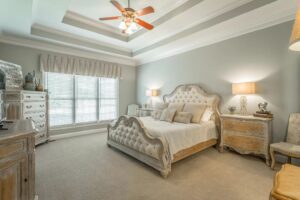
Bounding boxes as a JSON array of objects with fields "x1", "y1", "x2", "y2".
[
  {"x1": 153, "y1": 102, "x2": 169, "y2": 110},
  {"x1": 168, "y1": 103, "x2": 184, "y2": 113},
  {"x1": 201, "y1": 108, "x2": 213, "y2": 122},
  {"x1": 183, "y1": 103, "x2": 206, "y2": 123},
  {"x1": 160, "y1": 108, "x2": 177, "y2": 122},
  {"x1": 151, "y1": 110, "x2": 163, "y2": 120},
  {"x1": 174, "y1": 112, "x2": 192, "y2": 124}
]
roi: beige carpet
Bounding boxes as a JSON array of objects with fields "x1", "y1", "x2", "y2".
[{"x1": 36, "y1": 133, "x2": 277, "y2": 200}]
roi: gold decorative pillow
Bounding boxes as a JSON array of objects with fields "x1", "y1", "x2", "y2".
[
  {"x1": 160, "y1": 108, "x2": 177, "y2": 122},
  {"x1": 168, "y1": 103, "x2": 184, "y2": 112},
  {"x1": 183, "y1": 103, "x2": 206, "y2": 123},
  {"x1": 174, "y1": 112, "x2": 192, "y2": 124}
]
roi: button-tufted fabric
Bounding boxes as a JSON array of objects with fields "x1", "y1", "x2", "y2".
[{"x1": 108, "y1": 120, "x2": 162, "y2": 159}]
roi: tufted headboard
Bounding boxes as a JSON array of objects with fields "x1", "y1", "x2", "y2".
[{"x1": 163, "y1": 84, "x2": 221, "y2": 133}]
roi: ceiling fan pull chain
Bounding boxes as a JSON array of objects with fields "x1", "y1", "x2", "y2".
[{"x1": 128, "y1": 0, "x2": 130, "y2": 8}]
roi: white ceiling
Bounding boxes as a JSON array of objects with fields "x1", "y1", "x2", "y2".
[{"x1": 0, "y1": 0, "x2": 297, "y2": 66}]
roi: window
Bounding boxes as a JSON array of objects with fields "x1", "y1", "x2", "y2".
[{"x1": 46, "y1": 72, "x2": 118, "y2": 127}]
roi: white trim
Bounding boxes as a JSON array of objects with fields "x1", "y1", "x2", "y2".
[
  {"x1": 50, "y1": 128, "x2": 106, "y2": 140},
  {"x1": 0, "y1": 33, "x2": 137, "y2": 66}
]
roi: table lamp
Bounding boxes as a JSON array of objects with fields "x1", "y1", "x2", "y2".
[
  {"x1": 232, "y1": 82, "x2": 256, "y2": 115},
  {"x1": 289, "y1": 7, "x2": 300, "y2": 51},
  {"x1": 145, "y1": 89, "x2": 159, "y2": 108}
]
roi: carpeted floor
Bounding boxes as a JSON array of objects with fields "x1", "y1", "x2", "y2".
[{"x1": 36, "y1": 133, "x2": 277, "y2": 200}]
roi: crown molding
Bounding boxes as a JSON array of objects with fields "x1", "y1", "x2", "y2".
[
  {"x1": 136, "y1": 14, "x2": 294, "y2": 65},
  {"x1": 62, "y1": 10, "x2": 129, "y2": 42},
  {"x1": 31, "y1": 24, "x2": 132, "y2": 57},
  {"x1": 0, "y1": 33, "x2": 137, "y2": 66}
]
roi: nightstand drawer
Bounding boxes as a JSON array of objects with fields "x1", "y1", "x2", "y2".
[
  {"x1": 223, "y1": 119, "x2": 265, "y2": 138},
  {"x1": 224, "y1": 135, "x2": 265, "y2": 154}
]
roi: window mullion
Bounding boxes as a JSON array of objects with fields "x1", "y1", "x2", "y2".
[
  {"x1": 73, "y1": 75, "x2": 76, "y2": 125},
  {"x1": 99, "y1": 78, "x2": 101, "y2": 121},
  {"x1": 97, "y1": 77, "x2": 100, "y2": 122}
]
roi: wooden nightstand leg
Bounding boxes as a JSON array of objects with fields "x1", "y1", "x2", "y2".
[
  {"x1": 287, "y1": 156, "x2": 292, "y2": 164},
  {"x1": 219, "y1": 145, "x2": 224, "y2": 153},
  {"x1": 270, "y1": 148, "x2": 276, "y2": 169}
]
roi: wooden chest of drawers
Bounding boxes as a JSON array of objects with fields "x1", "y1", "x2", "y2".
[
  {"x1": 220, "y1": 114, "x2": 273, "y2": 165},
  {"x1": 4, "y1": 90, "x2": 48, "y2": 145}
]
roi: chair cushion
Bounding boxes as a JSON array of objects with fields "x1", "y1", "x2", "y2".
[
  {"x1": 271, "y1": 142, "x2": 300, "y2": 156},
  {"x1": 272, "y1": 164, "x2": 300, "y2": 200}
]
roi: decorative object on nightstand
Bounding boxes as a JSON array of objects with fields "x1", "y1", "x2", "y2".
[
  {"x1": 253, "y1": 102, "x2": 273, "y2": 118},
  {"x1": 24, "y1": 70, "x2": 36, "y2": 91},
  {"x1": 228, "y1": 106, "x2": 236, "y2": 114},
  {"x1": 270, "y1": 113, "x2": 300, "y2": 169},
  {"x1": 232, "y1": 82, "x2": 256, "y2": 115},
  {"x1": 220, "y1": 114, "x2": 273, "y2": 165},
  {"x1": 137, "y1": 108, "x2": 154, "y2": 117}
]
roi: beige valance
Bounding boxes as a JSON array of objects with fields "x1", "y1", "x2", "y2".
[{"x1": 40, "y1": 54, "x2": 121, "y2": 78}]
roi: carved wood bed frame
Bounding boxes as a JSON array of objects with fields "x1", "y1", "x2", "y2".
[{"x1": 107, "y1": 84, "x2": 221, "y2": 177}]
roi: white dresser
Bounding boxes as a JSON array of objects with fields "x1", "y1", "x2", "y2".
[{"x1": 4, "y1": 90, "x2": 48, "y2": 145}]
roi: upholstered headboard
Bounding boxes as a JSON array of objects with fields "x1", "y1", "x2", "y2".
[{"x1": 163, "y1": 84, "x2": 221, "y2": 133}]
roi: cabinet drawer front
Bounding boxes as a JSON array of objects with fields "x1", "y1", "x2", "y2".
[
  {"x1": 34, "y1": 121, "x2": 46, "y2": 132},
  {"x1": 223, "y1": 119, "x2": 265, "y2": 137},
  {"x1": 24, "y1": 112, "x2": 46, "y2": 122},
  {"x1": 23, "y1": 102, "x2": 46, "y2": 113},
  {"x1": 23, "y1": 93, "x2": 46, "y2": 101},
  {"x1": 0, "y1": 139, "x2": 26, "y2": 159},
  {"x1": 224, "y1": 135, "x2": 264, "y2": 154}
]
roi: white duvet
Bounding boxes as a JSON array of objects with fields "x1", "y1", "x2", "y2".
[{"x1": 139, "y1": 117, "x2": 218, "y2": 159}]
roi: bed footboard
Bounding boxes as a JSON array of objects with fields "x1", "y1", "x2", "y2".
[{"x1": 107, "y1": 116, "x2": 172, "y2": 177}]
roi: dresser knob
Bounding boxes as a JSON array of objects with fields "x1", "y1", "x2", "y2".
[{"x1": 26, "y1": 105, "x2": 32, "y2": 109}]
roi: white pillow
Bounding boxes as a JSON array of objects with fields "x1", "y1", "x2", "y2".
[
  {"x1": 168, "y1": 103, "x2": 185, "y2": 113},
  {"x1": 201, "y1": 108, "x2": 213, "y2": 122},
  {"x1": 160, "y1": 108, "x2": 177, "y2": 122},
  {"x1": 183, "y1": 103, "x2": 206, "y2": 123}
]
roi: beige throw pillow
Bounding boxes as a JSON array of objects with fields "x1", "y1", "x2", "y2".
[
  {"x1": 183, "y1": 103, "x2": 206, "y2": 123},
  {"x1": 174, "y1": 112, "x2": 192, "y2": 124},
  {"x1": 151, "y1": 110, "x2": 163, "y2": 120},
  {"x1": 160, "y1": 108, "x2": 177, "y2": 122},
  {"x1": 201, "y1": 108, "x2": 213, "y2": 122},
  {"x1": 168, "y1": 103, "x2": 184, "y2": 113}
]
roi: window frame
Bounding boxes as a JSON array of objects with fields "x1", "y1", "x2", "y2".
[{"x1": 45, "y1": 72, "x2": 119, "y2": 129}]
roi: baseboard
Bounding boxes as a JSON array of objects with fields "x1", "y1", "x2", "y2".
[{"x1": 50, "y1": 128, "x2": 107, "y2": 140}]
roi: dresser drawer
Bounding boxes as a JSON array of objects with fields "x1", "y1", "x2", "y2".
[
  {"x1": 223, "y1": 119, "x2": 265, "y2": 138},
  {"x1": 23, "y1": 102, "x2": 46, "y2": 113},
  {"x1": 24, "y1": 112, "x2": 46, "y2": 122},
  {"x1": 23, "y1": 93, "x2": 46, "y2": 101},
  {"x1": 224, "y1": 135, "x2": 265, "y2": 154},
  {"x1": 34, "y1": 121, "x2": 46, "y2": 132},
  {"x1": 0, "y1": 138, "x2": 27, "y2": 159}
]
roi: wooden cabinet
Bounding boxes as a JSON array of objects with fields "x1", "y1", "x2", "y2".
[
  {"x1": 0, "y1": 120, "x2": 36, "y2": 200},
  {"x1": 220, "y1": 114, "x2": 273, "y2": 165},
  {"x1": 4, "y1": 90, "x2": 48, "y2": 145}
]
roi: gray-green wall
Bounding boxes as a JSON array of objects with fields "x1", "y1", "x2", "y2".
[
  {"x1": 137, "y1": 21, "x2": 300, "y2": 143},
  {"x1": 0, "y1": 43, "x2": 136, "y2": 117}
]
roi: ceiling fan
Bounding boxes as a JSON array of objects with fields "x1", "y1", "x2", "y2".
[{"x1": 99, "y1": 0, "x2": 155, "y2": 34}]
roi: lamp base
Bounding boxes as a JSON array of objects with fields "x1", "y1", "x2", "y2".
[{"x1": 240, "y1": 96, "x2": 247, "y2": 115}]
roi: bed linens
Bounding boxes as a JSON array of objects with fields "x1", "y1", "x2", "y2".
[{"x1": 139, "y1": 117, "x2": 218, "y2": 159}]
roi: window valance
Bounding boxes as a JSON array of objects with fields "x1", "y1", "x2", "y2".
[{"x1": 40, "y1": 54, "x2": 121, "y2": 78}]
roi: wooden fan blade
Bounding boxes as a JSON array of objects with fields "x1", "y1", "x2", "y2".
[
  {"x1": 136, "y1": 6, "x2": 154, "y2": 16},
  {"x1": 135, "y1": 18, "x2": 154, "y2": 30},
  {"x1": 110, "y1": 0, "x2": 125, "y2": 12},
  {"x1": 99, "y1": 16, "x2": 121, "y2": 20}
]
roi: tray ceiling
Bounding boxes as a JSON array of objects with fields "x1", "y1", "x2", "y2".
[{"x1": 0, "y1": 0, "x2": 297, "y2": 66}]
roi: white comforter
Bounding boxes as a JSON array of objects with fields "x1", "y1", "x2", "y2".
[{"x1": 139, "y1": 117, "x2": 218, "y2": 159}]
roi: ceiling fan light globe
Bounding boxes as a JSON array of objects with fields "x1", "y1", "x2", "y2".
[
  {"x1": 125, "y1": 28, "x2": 133, "y2": 34},
  {"x1": 129, "y1": 22, "x2": 137, "y2": 31},
  {"x1": 119, "y1": 21, "x2": 127, "y2": 30}
]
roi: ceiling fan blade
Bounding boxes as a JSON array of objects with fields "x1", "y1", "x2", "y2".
[
  {"x1": 136, "y1": 6, "x2": 155, "y2": 16},
  {"x1": 110, "y1": 0, "x2": 125, "y2": 12},
  {"x1": 99, "y1": 16, "x2": 121, "y2": 20},
  {"x1": 135, "y1": 18, "x2": 154, "y2": 30}
]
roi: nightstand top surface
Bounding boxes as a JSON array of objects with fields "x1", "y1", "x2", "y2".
[{"x1": 221, "y1": 114, "x2": 273, "y2": 121}]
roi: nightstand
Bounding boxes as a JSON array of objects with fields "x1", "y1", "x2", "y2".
[
  {"x1": 137, "y1": 108, "x2": 154, "y2": 117},
  {"x1": 220, "y1": 114, "x2": 273, "y2": 165}
]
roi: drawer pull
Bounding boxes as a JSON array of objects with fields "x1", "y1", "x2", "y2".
[
  {"x1": 24, "y1": 178, "x2": 28, "y2": 183},
  {"x1": 26, "y1": 105, "x2": 32, "y2": 109},
  {"x1": 41, "y1": 96, "x2": 44, "y2": 99},
  {"x1": 39, "y1": 124, "x2": 45, "y2": 128},
  {"x1": 26, "y1": 117, "x2": 32, "y2": 119},
  {"x1": 26, "y1": 96, "x2": 31, "y2": 98},
  {"x1": 40, "y1": 105, "x2": 45, "y2": 108},
  {"x1": 39, "y1": 114, "x2": 45, "y2": 118}
]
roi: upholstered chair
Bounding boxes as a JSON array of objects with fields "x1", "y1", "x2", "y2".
[
  {"x1": 270, "y1": 113, "x2": 300, "y2": 169},
  {"x1": 127, "y1": 104, "x2": 139, "y2": 116}
]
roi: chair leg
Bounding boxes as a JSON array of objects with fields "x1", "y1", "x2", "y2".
[{"x1": 270, "y1": 148, "x2": 276, "y2": 170}]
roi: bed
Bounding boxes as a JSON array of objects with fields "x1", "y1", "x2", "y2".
[{"x1": 107, "y1": 84, "x2": 221, "y2": 177}]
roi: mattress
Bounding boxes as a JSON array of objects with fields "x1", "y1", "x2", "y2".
[{"x1": 139, "y1": 117, "x2": 218, "y2": 159}]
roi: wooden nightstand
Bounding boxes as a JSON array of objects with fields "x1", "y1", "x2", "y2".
[
  {"x1": 137, "y1": 108, "x2": 154, "y2": 117},
  {"x1": 220, "y1": 114, "x2": 273, "y2": 165}
]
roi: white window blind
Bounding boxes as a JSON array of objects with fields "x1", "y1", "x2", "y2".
[{"x1": 46, "y1": 72, "x2": 118, "y2": 127}]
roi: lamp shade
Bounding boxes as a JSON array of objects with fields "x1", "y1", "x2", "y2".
[
  {"x1": 146, "y1": 89, "x2": 152, "y2": 97},
  {"x1": 232, "y1": 82, "x2": 256, "y2": 95},
  {"x1": 146, "y1": 89, "x2": 159, "y2": 97},
  {"x1": 289, "y1": 8, "x2": 300, "y2": 51},
  {"x1": 151, "y1": 89, "x2": 158, "y2": 97}
]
